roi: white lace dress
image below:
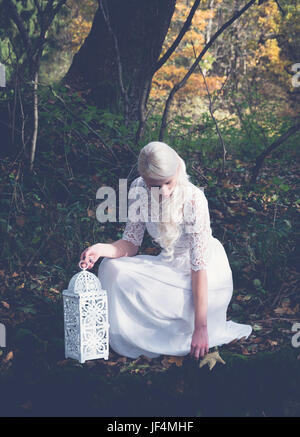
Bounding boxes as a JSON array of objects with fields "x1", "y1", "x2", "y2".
[{"x1": 98, "y1": 177, "x2": 252, "y2": 358}]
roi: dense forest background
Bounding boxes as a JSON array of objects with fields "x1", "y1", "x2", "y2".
[{"x1": 0, "y1": 0, "x2": 299, "y2": 417}]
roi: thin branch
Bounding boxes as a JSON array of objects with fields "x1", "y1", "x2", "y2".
[
  {"x1": 43, "y1": 0, "x2": 56, "y2": 22},
  {"x1": 99, "y1": 0, "x2": 130, "y2": 125},
  {"x1": 153, "y1": 0, "x2": 202, "y2": 74},
  {"x1": 34, "y1": 0, "x2": 42, "y2": 15},
  {"x1": 51, "y1": 0, "x2": 67, "y2": 19},
  {"x1": 191, "y1": 42, "x2": 227, "y2": 175},
  {"x1": 159, "y1": 0, "x2": 257, "y2": 141},
  {"x1": 30, "y1": 71, "x2": 39, "y2": 171},
  {"x1": 250, "y1": 121, "x2": 300, "y2": 183},
  {"x1": 4, "y1": 0, "x2": 32, "y2": 54},
  {"x1": 33, "y1": 0, "x2": 67, "y2": 63},
  {"x1": 49, "y1": 86, "x2": 120, "y2": 163},
  {"x1": 274, "y1": 0, "x2": 286, "y2": 16}
]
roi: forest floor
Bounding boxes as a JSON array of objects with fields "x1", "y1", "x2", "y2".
[{"x1": 0, "y1": 145, "x2": 299, "y2": 417}]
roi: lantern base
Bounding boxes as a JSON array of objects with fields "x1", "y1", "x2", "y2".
[{"x1": 65, "y1": 351, "x2": 109, "y2": 364}]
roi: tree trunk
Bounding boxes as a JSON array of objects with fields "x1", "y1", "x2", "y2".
[{"x1": 63, "y1": 0, "x2": 177, "y2": 122}]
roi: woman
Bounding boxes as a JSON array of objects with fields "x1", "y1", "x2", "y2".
[{"x1": 80, "y1": 141, "x2": 252, "y2": 360}]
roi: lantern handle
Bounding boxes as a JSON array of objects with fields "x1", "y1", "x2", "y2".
[{"x1": 78, "y1": 260, "x2": 88, "y2": 270}]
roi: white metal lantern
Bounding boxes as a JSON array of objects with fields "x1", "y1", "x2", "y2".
[{"x1": 63, "y1": 261, "x2": 109, "y2": 363}]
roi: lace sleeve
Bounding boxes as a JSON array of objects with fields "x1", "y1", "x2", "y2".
[
  {"x1": 122, "y1": 178, "x2": 146, "y2": 247},
  {"x1": 185, "y1": 188, "x2": 212, "y2": 271}
]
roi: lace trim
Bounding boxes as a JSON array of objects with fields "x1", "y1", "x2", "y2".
[
  {"x1": 122, "y1": 178, "x2": 146, "y2": 247},
  {"x1": 185, "y1": 189, "x2": 212, "y2": 271},
  {"x1": 122, "y1": 178, "x2": 212, "y2": 270}
]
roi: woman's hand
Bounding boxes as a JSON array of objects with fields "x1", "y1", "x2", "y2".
[
  {"x1": 79, "y1": 243, "x2": 102, "y2": 269},
  {"x1": 190, "y1": 326, "x2": 209, "y2": 360}
]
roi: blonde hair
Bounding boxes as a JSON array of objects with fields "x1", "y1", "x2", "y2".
[{"x1": 137, "y1": 141, "x2": 191, "y2": 262}]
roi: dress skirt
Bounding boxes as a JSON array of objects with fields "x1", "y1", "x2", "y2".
[{"x1": 98, "y1": 237, "x2": 252, "y2": 359}]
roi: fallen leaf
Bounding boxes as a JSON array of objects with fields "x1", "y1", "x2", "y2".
[
  {"x1": 199, "y1": 351, "x2": 226, "y2": 371},
  {"x1": 49, "y1": 288, "x2": 60, "y2": 294},
  {"x1": 267, "y1": 340, "x2": 278, "y2": 346},
  {"x1": 243, "y1": 295, "x2": 252, "y2": 301},
  {"x1": 161, "y1": 357, "x2": 172, "y2": 369},
  {"x1": 87, "y1": 209, "x2": 95, "y2": 218},
  {"x1": 168, "y1": 356, "x2": 184, "y2": 367},
  {"x1": 274, "y1": 301, "x2": 297, "y2": 315},
  {"x1": 236, "y1": 294, "x2": 252, "y2": 302},
  {"x1": 1, "y1": 301, "x2": 10, "y2": 309},
  {"x1": 3, "y1": 351, "x2": 13, "y2": 363},
  {"x1": 211, "y1": 209, "x2": 224, "y2": 218}
]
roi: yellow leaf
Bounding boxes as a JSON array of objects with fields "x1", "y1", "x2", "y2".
[
  {"x1": 199, "y1": 351, "x2": 225, "y2": 371},
  {"x1": 16, "y1": 283, "x2": 25, "y2": 290},
  {"x1": 267, "y1": 340, "x2": 278, "y2": 347}
]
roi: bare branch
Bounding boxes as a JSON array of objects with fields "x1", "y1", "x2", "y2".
[
  {"x1": 43, "y1": 0, "x2": 56, "y2": 21},
  {"x1": 274, "y1": 0, "x2": 286, "y2": 16},
  {"x1": 153, "y1": 0, "x2": 202, "y2": 74},
  {"x1": 30, "y1": 71, "x2": 39, "y2": 171},
  {"x1": 3, "y1": 0, "x2": 32, "y2": 54},
  {"x1": 191, "y1": 42, "x2": 227, "y2": 175},
  {"x1": 159, "y1": 0, "x2": 257, "y2": 141},
  {"x1": 34, "y1": 0, "x2": 42, "y2": 15},
  {"x1": 49, "y1": 86, "x2": 120, "y2": 163},
  {"x1": 49, "y1": 0, "x2": 68, "y2": 25},
  {"x1": 250, "y1": 121, "x2": 300, "y2": 183}
]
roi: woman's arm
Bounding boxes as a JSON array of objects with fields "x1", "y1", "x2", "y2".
[
  {"x1": 190, "y1": 269, "x2": 209, "y2": 359},
  {"x1": 99, "y1": 239, "x2": 139, "y2": 258},
  {"x1": 80, "y1": 239, "x2": 138, "y2": 269},
  {"x1": 191, "y1": 269, "x2": 208, "y2": 328},
  {"x1": 80, "y1": 177, "x2": 146, "y2": 269}
]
